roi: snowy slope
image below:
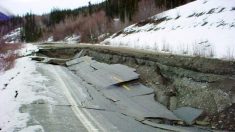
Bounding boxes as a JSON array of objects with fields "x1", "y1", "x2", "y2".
[
  {"x1": 103, "y1": 0, "x2": 235, "y2": 60},
  {"x1": 3, "y1": 28, "x2": 22, "y2": 43}
]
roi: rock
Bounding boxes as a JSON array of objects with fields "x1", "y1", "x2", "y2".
[
  {"x1": 155, "y1": 82, "x2": 160, "y2": 85},
  {"x1": 174, "y1": 77, "x2": 232, "y2": 114},
  {"x1": 210, "y1": 104, "x2": 235, "y2": 131},
  {"x1": 195, "y1": 116, "x2": 210, "y2": 126},
  {"x1": 213, "y1": 89, "x2": 232, "y2": 112},
  {"x1": 196, "y1": 120, "x2": 210, "y2": 126}
]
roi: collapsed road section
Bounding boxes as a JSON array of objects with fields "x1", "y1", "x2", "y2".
[
  {"x1": 66, "y1": 56, "x2": 180, "y2": 121},
  {"x1": 30, "y1": 43, "x2": 235, "y2": 131}
]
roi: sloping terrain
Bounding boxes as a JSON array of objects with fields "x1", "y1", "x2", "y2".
[
  {"x1": 103, "y1": 0, "x2": 235, "y2": 60},
  {"x1": 2, "y1": 28, "x2": 21, "y2": 43},
  {"x1": 1, "y1": 42, "x2": 235, "y2": 131},
  {"x1": 37, "y1": 43, "x2": 235, "y2": 130},
  {"x1": 0, "y1": 7, "x2": 12, "y2": 21},
  {"x1": 0, "y1": 12, "x2": 10, "y2": 21}
]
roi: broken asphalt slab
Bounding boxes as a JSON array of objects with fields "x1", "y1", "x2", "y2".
[
  {"x1": 67, "y1": 56, "x2": 139, "y2": 89},
  {"x1": 173, "y1": 107, "x2": 204, "y2": 125},
  {"x1": 66, "y1": 56, "x2": 93, "y2": 66},
  {"x1": 142, "y1": 120, "x2": 210, "y2": 132},
  {"x1": 101, "y1": 83, "x2": 154, "y2": 102},
  {"x1": 30, "y1": 56, "x2": 69, "y2": 65},
  {"x1": 83, "y1": 109, "x2": 166, "y2": 132},
  {"x1": 115, "y1": 94, "x2": 181, "y2": 121},
  {"x1": 66, "y1": 56, "x2": 181, "y2": 121},
  {"x1": 72, "y1": 49, "x2": 85, "y2": 59},
  {"x1": 65, "y1": 56, "x2": 208, "y2": 129}
]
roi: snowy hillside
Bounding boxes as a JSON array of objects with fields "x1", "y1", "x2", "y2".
[
  {"x1": 2, "y1": 28, "x2": 21, "y2": 43},
  {"x1": 103, "y1": 0, "x2": 235, "y2": 60}
]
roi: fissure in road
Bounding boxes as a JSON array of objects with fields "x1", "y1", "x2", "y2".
[{"x1": 52, "y1": 65, "x2": 106, "y2": 132}]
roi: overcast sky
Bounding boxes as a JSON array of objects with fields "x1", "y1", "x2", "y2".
[{"x1": 0, "y1": 0, "x2": 104, "y2": 16}]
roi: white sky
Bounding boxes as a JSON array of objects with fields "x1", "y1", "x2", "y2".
[{"x1": 0, "y1": 0, "x2": 104, "y2": 16}]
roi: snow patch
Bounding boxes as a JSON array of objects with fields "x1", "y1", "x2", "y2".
[
  {"x1": 47, "y1": 36, "x2": 53, "y2": 42},
  {"x1": 64, "y1": 34, "x2": 80, "y2": 44},
  {"x1": 45, "y1": 34, "x2": 80, "y2": 44},
  {"x1": 0, "y1": 45, "x2": 51, "y2": 131},
  {"x1": 3, "y1": 28, "x2": 22, "y2": 43},
  {"x1": 19, "y1": 44, "x2": 39, "y2": 56}
]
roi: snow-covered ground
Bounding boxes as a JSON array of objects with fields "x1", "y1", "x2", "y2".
[
  {"x1": 46, "y1": 34, "x2": 80, "y2": 44},
  {"x1": 0, "y1": 44, "x2": 52, "y2": 132},
  {"x1": 64, "y1": 34, "x2": 80, "y2": 44},
  {"x1": 3, "y1": 28, "x2": 22, "y2": 43},
  {"x1": 20, "y1": 44, "x2": 39, "y2": 56},
  {"x1": 103, "y1": 0, "x2": 235, "y2": 60}
]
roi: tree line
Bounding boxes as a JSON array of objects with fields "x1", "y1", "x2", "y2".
[
  {"x1": 0, "y1": 16, "x2": 22, "y2": 40},
  {"x1": 11, "y1": 0, "x2": 194, "y2": 42},
  {"x1": 47, "y1": 0, "x2": 194, "y2": 26}
]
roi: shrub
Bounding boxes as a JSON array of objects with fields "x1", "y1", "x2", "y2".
[{"x1": 0, "y1": 41, "x2": 22, "y2": 71}]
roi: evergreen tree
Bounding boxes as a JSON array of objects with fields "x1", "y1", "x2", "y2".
[
  {"x1": 105, "y1": 0, "x2": 139, "y2": 22},
  {"x1": 21, "y1": 13, "x2": 42, "y2": 42},
  {"x1": 88, "y1": 2, "x2": 92, "y2": 15}
]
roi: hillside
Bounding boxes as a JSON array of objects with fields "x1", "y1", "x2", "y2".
[
  {"x1": 0, "y1": 6, "x2": 12, "y2": 21},
  {"x1": 103, "y1": 0, "x2": 235, "y2": 60},
  {"x1": 0, "y1": 12, "x2": 10, "y2": 21},
  {"x1": 1, "y1": 0, "x2": 195, "y2": 43}
]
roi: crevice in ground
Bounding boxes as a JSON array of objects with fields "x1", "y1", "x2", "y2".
[
  {"x1": 130, "y1": 92, "x2": 155, "y2": 97},
  {"x1": 34, "y1": 46, "x2": 235, "y2": 131}
]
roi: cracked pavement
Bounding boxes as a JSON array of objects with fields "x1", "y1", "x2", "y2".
[{"x1": 25, "y1": 55, "x2": 210, "y2": 132}]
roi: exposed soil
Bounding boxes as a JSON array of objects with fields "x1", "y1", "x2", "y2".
[
  {"x1": 136, "y1": 17, "x2": 166, "y2": 27},
  {"x1": 210, "y1": 104, "x2": 235, "y2": 131}
]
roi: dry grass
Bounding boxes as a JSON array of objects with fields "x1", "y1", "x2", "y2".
[{"x1": 0, "y1": 42, "x2": 22, "y2": 71}]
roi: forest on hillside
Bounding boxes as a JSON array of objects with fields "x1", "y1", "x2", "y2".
[{"x1": 0, "y1": 0, "x2": 194, "y2": 43}]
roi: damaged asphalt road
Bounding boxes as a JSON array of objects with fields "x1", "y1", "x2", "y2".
[{"x1": 26, "y1": 54, "x2": 212, "y2": 132}]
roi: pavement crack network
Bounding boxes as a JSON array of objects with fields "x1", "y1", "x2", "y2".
[
  {"x1": 130, "y1": 92, "x2": 154, "y2": 97},
  {"x1": 89, "y1": 64, "x2": 98, "y2": 71},
  {"x1": 84, "y1": 85, "x2": 94, "y2": 101},
  {"x1": 103, "y1": 96, "x2": 120, "y2": 103},
  {"x1": 118, "y1": 112, "x2": 169, "y2": 129},
  {"x1": 80, "y1": 106, "x2": 107, "y2": 111},
  {"x1": 139, "y1": 120, "x2": 175, "y2": 131},
  {"x1": 54, "y1": 104, "x2": 107, "y2": 111},
  {"x1": 67, "y1": 60, "x2": 84, "y2": 67}
]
